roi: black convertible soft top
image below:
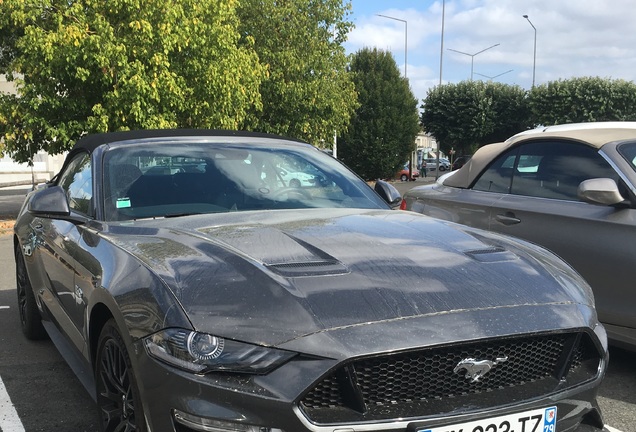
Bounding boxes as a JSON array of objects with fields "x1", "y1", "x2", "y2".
[{"x1": 72, "y1": 129, "x2": 305, "y2": 153}]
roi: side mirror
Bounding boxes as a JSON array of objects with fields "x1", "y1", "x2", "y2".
[
  {"x1": 28, "y1": 185, "x2": 71, "y2": 217},
  {"x1": 578, "y1": 178, "x2": 625, "y2": 206},
  {"x1": 374, "y1": 180, "x2": 402, "y2": 209}
]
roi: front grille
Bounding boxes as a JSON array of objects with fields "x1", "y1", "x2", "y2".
[{"x1": 299, "y1": 332, "x2": 601, "y2": 424}]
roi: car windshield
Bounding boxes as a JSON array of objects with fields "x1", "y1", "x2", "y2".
[{"x1": 102, "y1": 138, "x2": 387, "y2": 221}]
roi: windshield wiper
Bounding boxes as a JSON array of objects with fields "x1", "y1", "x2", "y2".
[{"x1": 164, "y1": 212, "x2": 203, "y2": 218}]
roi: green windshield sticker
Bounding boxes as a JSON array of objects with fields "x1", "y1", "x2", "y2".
[{"x1": 116, "y1": 198, "x2": 131, "y2": 209}]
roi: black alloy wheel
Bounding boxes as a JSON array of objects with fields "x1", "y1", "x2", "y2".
[
  {"x1": 15, "y1": 247, "x2": 47, "y2": 340},
  {"x1": 96, "y1": 319, "x2": 147, "y2": 432}
]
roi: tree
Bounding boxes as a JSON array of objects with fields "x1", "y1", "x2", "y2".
[
  {"x1": 237, "y1": 0, "x2": 358, "y2": 146},
  {"x1": 529, "y1": 77, "x2": 636, "y2": 126},
  {"x1": 337, "y1": 48, "x2": 420, "y2": 181},
  {"x1": 420, "y1": 80, "x2": 531, "y2": 156},
  {"x1": 0, "y1": 0, "x2": 265, "y2": 163},
  {"x1": 0, "y1": 0, "x2": 359, "y2": 163},
  {"x1": 481, "y1": 82, "x2": 532, "y2": 144}
]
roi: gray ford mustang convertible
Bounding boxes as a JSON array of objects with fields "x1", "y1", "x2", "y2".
[{"x1": 14, "y1": 130, "x2": 609, "y2": 432}]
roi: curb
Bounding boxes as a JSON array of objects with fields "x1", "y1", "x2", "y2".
[{"x1": 0, "y1": 180, "x2": 43, "y2": 189}]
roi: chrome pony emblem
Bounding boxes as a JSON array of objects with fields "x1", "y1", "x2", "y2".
[{"x1": 454, "y1": 356, "x2": 508, "y2": 382}]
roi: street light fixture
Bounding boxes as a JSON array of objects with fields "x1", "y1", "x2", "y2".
[
  {"x1": 523, "y1": 14, "x2": 537, "y2": 87},
  {"x1": 376, "y1": 14, "x2": 407, "y2": 77},
  {"x1": 474, "y1": 69, "x2": 514, "y2": 80},
  {"x1": 447, "y1": 43, "x2": 500, "y2": 80}
]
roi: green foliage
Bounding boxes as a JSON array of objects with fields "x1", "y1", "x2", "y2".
[
  {"x1": 0, "y1": 0, "x2": 357, "y2": 163},
  {"x1": 421, "y1": 77, "x2": 636, "y2": 157},
  {"x1": 529, "y1": 77, "x2": 636, "y2": 125},
  {"x1": 481, "y1": 82, "x2": 532, "y2": 143},
  {"x1": 0, "y1": 0, "x2": 264, "y2": 162},
  {"x1": 237, "y1": 0, "x2": 357, "y2": 145},
  {"x1": 421, "y1": 80, "x2": 531, "y2": 155},
  {"x1": 338, "y1": 48, "x2": 420, "y2": 181}
]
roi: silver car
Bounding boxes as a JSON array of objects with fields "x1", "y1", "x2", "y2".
[
  {"x1": 421, "y1": 157, "x2": 451, "y2": 172},
  {"x1": 403, "y1": 122, "x2": 636, "y2": 351}
]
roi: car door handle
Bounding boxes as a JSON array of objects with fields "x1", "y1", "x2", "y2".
[{"x1": 495, "y1": 212, "x2": 521, "y2": 225}]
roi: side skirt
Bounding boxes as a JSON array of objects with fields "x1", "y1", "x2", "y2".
[{"x1": 42, "y1": 320, "x2": 97, "y2": 401}]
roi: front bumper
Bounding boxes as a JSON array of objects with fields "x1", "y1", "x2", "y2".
[{"x1": 131, "y1": 322, "x2": 608, "y2": 432}]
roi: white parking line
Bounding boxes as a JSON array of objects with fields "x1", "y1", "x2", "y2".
[
  {"x1": 0, "y1": 306, "x2": 10, "y2": 310},
  {"x1": 607, "y1": 427, "x2": 622, "y2": 432},
  {"x1": 0, "y1": 375, "x2": 25, "y2": 432}
]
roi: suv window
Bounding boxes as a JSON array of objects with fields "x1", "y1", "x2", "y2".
[
  {"x1": 473, "y1": 141, "x2": 619, "y2": 201},
  {"x1": 57, "y1": 153, "x2": 93, "y2": 216},
  {"x1": 472, "y1": 151, "x2": 516, "y2": 193},
  {"x1": 618, "y1": 142, "x2": 636, "y2": 172}
]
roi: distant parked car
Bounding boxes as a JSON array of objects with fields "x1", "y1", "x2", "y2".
[
  {"x1": 403, "y1": 122, "x2": 636, "y2": 351},
  {"x1": 422, "y1": 157, "x2": 450, "y2": 172},
  {"x1": 277, "y1": 167, "x2": 316, "y2": 187},
  {"x1": 397, "y1": 166, "x2": 420, "y2": 181}
]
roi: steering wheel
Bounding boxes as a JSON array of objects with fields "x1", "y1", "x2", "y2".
[{"x1": 270, "y1": 187, "x2": 313, "y2": 201}]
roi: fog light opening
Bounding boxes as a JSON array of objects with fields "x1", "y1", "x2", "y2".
[{"x1": 173, "y1": 409, "x2": 284, "y2": 432}]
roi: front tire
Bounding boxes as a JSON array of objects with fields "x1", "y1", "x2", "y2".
[
  {"x1": 15, "y1": 247, "x2": 47, "y2": 340},
  {"x1": 400, "y1": 174, "x2": 408, "y2": 182},
  {"x1": 95, "y1": 319, "x2": 147, "y2": 432}
]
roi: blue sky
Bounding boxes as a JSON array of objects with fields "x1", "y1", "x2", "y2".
[{"x1": 344, "y1": 0, "x2": 636, "y2": 103}]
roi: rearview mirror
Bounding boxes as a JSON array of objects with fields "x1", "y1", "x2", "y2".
[{"x1": 577, "y1": 178, "x2": 625, "y2": 206}]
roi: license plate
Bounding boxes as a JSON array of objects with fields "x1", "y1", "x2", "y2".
[{"x1": 418, "y1": 406, "x2": 557, "y2": 432}]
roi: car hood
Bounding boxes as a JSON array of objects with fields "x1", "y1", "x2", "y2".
[{"x1": 101, "y1": 208, "x2": 594, "y2": 347}]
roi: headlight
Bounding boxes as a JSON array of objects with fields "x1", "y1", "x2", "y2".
[{"x1": 144, "y1": 328, "x2": 296, "y2": 374}]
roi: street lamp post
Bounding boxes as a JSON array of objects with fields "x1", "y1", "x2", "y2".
[
  {"x1": 523, "y1": 14, "x2": 537, "y2": 88},
  {"x1": 447, "y1": 43, "x2": 500, "y2": 80},
  {"x1": 436, "y1": 0, "x2": 446, "y2": 180},
  {"x1": 439, "y1": 0, "x2": 445, "y2": 86},
  {"x1": 474, "y1": 69, "x2": 514, "y2": 80},
  {"x1": 376, "y1": 14, "x2": 407, "y2": 77},
  {"x1": 377, "y1": 13, "x2": 415, "y2": 179}
]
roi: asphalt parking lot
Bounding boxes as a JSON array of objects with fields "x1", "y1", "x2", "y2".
[{"x1": 0, "y1": 186, "x2": 29, "y2": 220}]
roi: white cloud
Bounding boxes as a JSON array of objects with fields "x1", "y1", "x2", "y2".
[{"x1": 345, "y1": 0, "x2": 636, "y2": 102}]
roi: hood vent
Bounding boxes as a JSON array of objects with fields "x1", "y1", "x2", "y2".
[
  {"x1": 265, "y1": 259, "x2": 349, "y2": 277},
  {"x1": 465, "y1": 246, "x2": 517, "y2": 263}
]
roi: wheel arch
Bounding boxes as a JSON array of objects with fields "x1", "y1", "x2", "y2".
[
  {"x1": 13, "y1": 234, "x2": 21, "y2": 257},
  {"x1": 89, "y1": 303, "x2": 114, "y2": 368}
]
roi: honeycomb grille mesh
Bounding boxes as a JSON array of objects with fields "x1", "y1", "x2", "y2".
[
  {"x1": 356, "y1": 336, "x2": 561, "y2": 403},
  {"x1": 300, "y1": 332, "x2": 600, "y2": 424}
]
